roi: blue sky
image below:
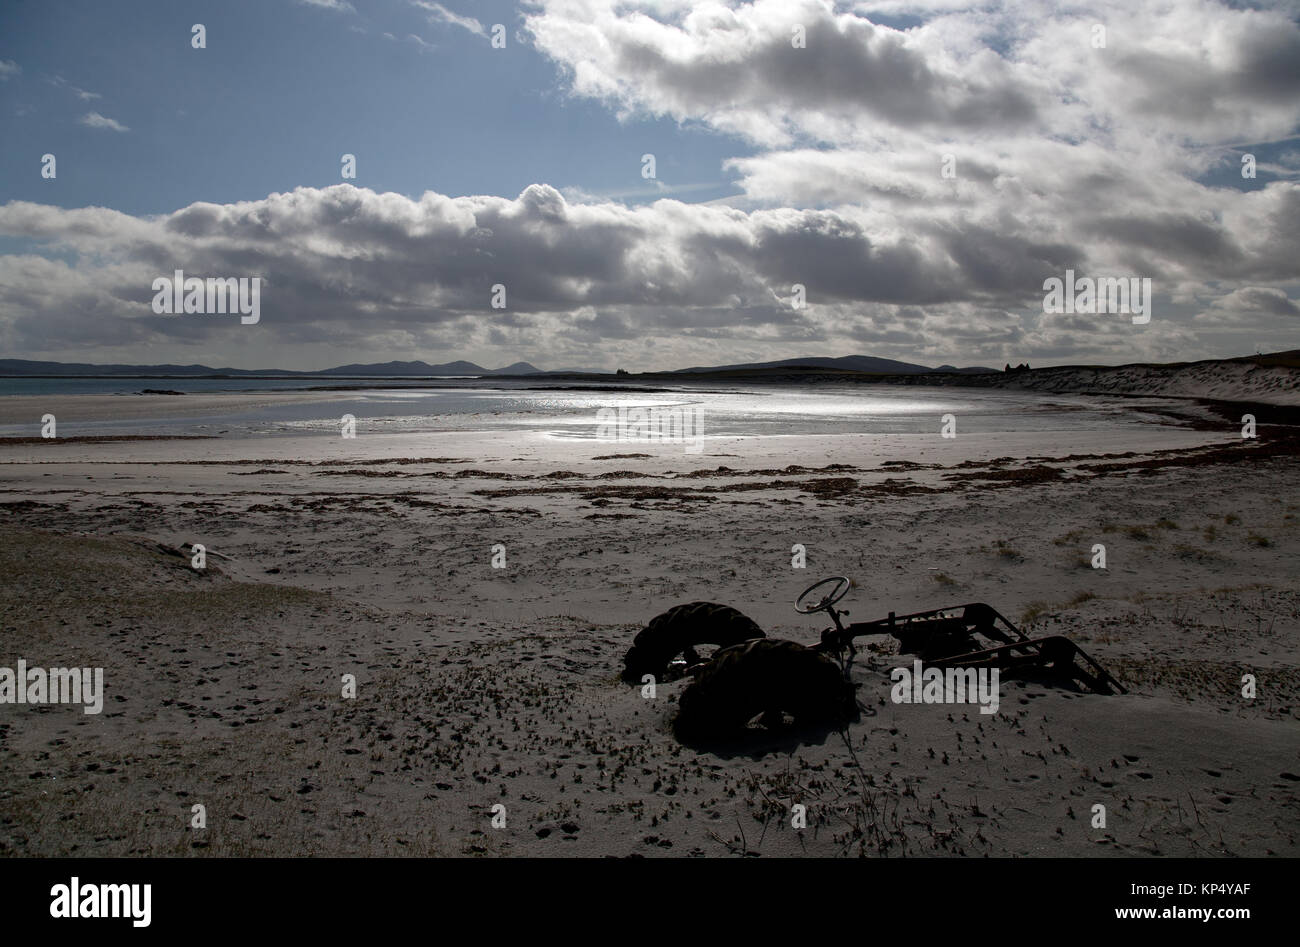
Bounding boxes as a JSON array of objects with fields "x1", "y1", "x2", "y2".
[
  {"x1": 0, "y1": 0, "x2": 751, "y2": 215},
  {"x1": 0, "y1": 0, "x2": 1297, "y2": 372}
]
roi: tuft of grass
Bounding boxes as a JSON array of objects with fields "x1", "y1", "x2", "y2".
[
  {"x1": 1174, "y1": 543, "x2": 1226, "y2": 563},
  {"x1": 1247, "y1": 533, "x2": 1272, "y2": 548},
  {"x1": 1102, "y1": 523, "x2": 1151, "y2": 540},
  {"x1": 1020, "y1": 601, "x2": 1050, "y2": 624},
  {"x1": 1023, "y1": 590, "x2": 1095, "y2": 626},
  {"x1": 1155, "y1": 518, "x2": 1179, "y2": 530},
  {"x1": 932, "y1": 572, "x2": 957, "y2": 586},
  {"x1": 1224, "y1": 513, "x2": 1241, "y2": 525},
  {"x1": 1052, "y1": 528, "x2": 1089, "y2": 547}
]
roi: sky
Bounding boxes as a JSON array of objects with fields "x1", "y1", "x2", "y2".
[{"x1": 0, "y1": 0, "x2": 1297, "y2": 373}]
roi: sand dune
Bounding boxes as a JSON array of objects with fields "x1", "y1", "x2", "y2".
[{"x1": 986, "y1": 357, "x2": 1300, "y2": 406}]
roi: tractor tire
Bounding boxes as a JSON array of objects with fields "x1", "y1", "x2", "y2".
[
  {"x1": 675, "y1": 638, "x2": 855, "y2": 739},
  {"x1": 622, "y1": 602, "x2": 764, "y2": 683}
]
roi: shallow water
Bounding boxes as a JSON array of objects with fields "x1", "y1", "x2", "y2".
[{"x1": 0, "y1": 378, "x2": 1183, "y2": 441}]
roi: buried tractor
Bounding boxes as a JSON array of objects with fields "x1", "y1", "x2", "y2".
[{"x1": 622, "y1": 576, "x2": 1125, "y2": 740}]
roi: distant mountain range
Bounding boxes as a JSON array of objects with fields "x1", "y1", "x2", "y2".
[
  {"x1": 0, "y1": 358, "x2": 543, "y2": 377},
  {"x1": 0, "y1": 354, "x2": 996, "y2": 377}
]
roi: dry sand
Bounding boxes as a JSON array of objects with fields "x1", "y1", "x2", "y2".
[{"x1": 0, "y1": 391, "x2": 1297, "y2": 857}]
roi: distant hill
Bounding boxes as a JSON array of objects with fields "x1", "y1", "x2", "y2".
[
  {"x1": 935, "y1": 364, "x2": 996, "y2": 374},
  {"x1": 316, "y1": 360, "x2": 542, "y2": 376},
  {"x1": 674, "y1": 355, "x2": 996, "y2": 375},
  {"x1": 0, "y1": 358, "x2": 542, "y2": 377},
  {"x1": 496, "y1": 361, "x2": 544, "y2": 375},
  {"x1": 0, "y1": 358, "x2": 289, "y2": 376}
]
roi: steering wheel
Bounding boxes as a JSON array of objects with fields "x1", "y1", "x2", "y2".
[{"x1": 795, "y1": 576, "x2": 851, "y2": 614}]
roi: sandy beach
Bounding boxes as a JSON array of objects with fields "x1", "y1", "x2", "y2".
[{"x1": 1, "y1": 386, "x2": 1297, "y2": 857}]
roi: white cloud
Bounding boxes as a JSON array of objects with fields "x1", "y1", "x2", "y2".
[
  {"x1": 49, "y1": 75, "x2": 101, "y2": 100},
  {"x1": 525, "y1": 0, "x2": 1047, "y2": 147},
  {"x1": 1210, "y1": 286, "x2": 1300, "y2": 317},
  {"x1": 78, "y1": 111, "x2": 129, "y2": 132},
  {"x1": 412, "y1": 1, "x2": 488, "y2": 38},
  {"x1": 0, "y1": 60, "x2": 20, "y2": 80},
  {"x1": 526, "y1": 0, "x2": 1300, "y2": 151},
  {"x1": 0, "y1": 182, "x2": 1296, "y2": 369},
  {"x1": 296, "y1": 0, "x2": 356, "y2": 12}
]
